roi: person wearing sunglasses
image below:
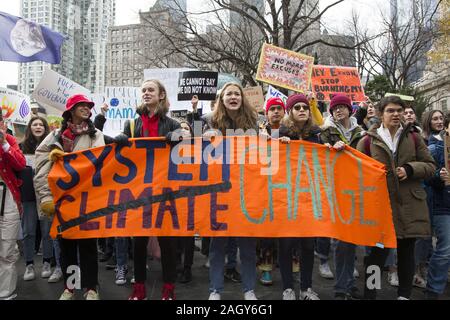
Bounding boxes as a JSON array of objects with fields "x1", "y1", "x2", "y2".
[{"x1": 276, "y1": 93, "x2": 322, "y2": 300}]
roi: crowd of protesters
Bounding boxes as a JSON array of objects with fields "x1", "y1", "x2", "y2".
[{"x1": 0, "y1": 78, "x2": 449, "y2": 301}]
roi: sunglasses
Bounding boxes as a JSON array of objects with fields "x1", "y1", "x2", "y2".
[{"x1": 293, "y1": 104, "x2": 310, "y2": 111}]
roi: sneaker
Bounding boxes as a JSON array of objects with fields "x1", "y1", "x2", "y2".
[
  {"x1": 23, "y1": 264, "x2": 36, "y2": 281},
  {"x1": 300, "y1": 288, "x2": 320, "y2": 300},
  {"x1": 128, "y1": 283, "x2": 147, "y2": 300},
  {"x1": 353, "y1": 268, "x2": 360, "y2": 278},
  {"x1": 179, "y1": 268, "x2": 192, "y2": 284},
  {"x1": 115, "y1": 265, "x2": 128, "y2": 285},
  {"x1": 161, "y1": 283, "x2": 175, "y2": 300},
  {"x1": 319, "y1": 262, "x2": 334, "y2": 279},
  {"x1": 388, "y1": 271, "x2": 399, "y2": 287},
  {"x1": 41, "y1": 262, "x2": 52, "y2": 278},
  {"x1": 209, "y1": 292, "x2": 221, "y2": 300},
  {"x1": 84, "y1": 289, "x2": 100, "y2": 300},
  {"x1": 334, "y1": 292, "x2": 349, "y2": 300},
  {"x1": 59, "y1": 289, "x2": 75, "y2": 300},
  {"x1": 0, "y1": 293, "x2": 17, "y2": 300},
  {"x1": 224, "y1": 268, "x2": 242, "y2": 283},
  {"x1": 260, "y1": 271, "x2": 273, "y2": 285},
  {"x1": 244, "y1": 290, "x2": 257, "y2": 300},
  {"x1": 48, "y1": 267, "x2": 63, "y2": 283},
  {"x1": 397, "y1": 296, "x2": 409, "y2": 300},
  {"x1": 105, "y1": 256, "x2": 117, "y2": 270},
  {"x1": 282, "y1": 288, "x2": 296, "y2": 300},
  {"x1": 413, "y1": 274, "x2": 426, "y2": 288}
]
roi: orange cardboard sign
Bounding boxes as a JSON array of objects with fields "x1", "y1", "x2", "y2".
[
  {"x1": 48, "y1": 137, "x2": 397, "y2": 248},
  {"x1": 311, "y1": 65, "x2": 365, "y2": 102}
]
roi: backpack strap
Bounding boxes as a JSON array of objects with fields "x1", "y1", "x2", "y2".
[{"x1": 364, "y1": 135, "x2": 372, "y2": 156}]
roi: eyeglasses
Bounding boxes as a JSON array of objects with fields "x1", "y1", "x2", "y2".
[
  {"x1": 293, "y1": 104, "x2": 310, "y2": 111},
  {"x1": 384, "y1": 108, "x2": 404, "y2": 114},
  {"x1": 269, "y1": 105, "x2": 284, "y2": 112}
]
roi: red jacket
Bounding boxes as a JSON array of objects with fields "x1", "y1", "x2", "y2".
[{"x1": 0, "y1": 134, "x2": 26, "y2": 213}]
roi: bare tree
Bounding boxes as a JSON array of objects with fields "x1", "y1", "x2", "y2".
[
  {"x1": 348, "y1": 0, "x2": 442, "y2": 89},
  {"x1": 139, "y1": 0, "x2": 364, "y2": 86}
]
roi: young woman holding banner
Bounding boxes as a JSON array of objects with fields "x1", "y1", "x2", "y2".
[
  {"x1": 117, "y1": 79, "x2": 185, "y2": 300},
  {"x1": 276, "y1": 93, "x2": 322, "y2": 300},
  {"x1": 202, "y1": 82, "x2": 259, "y2": 300},
  {"x1": 34, "y1": 94, "x2": 105, "y2": 300}
]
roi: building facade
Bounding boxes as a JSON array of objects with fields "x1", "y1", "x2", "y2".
[{"x1": 18, "y1": 0, "x2": 115, "y2": 95}]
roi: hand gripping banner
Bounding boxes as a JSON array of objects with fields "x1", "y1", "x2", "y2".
[{"x1": 48, "y1": 137, "x2": 397, "y2": 248}]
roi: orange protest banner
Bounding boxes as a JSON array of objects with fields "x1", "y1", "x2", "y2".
[
  {"x1": 48, "y1": 137, "x2": 397, "y2": 248},
  {"x1": 311, "y1": 65, "x2": 366, "y2": 102}
]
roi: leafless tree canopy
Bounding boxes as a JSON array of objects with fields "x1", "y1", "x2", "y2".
[
  {"x1": 347, "y1": 0, "x2": 442, "y2": 88},
  {"x1": 139, "y1": 0, "x2": 365, "y2": 86}
]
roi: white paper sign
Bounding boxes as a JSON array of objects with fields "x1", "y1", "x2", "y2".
[
  {"x1": 264, "y1": 85, "x2": 288, "y2": 110},
  {"x1": 0, "y1": 87, "x2": 32, "y2": 125},
  {"x1": 32, "y1": 69, "x2": 90, "y2": 111}
]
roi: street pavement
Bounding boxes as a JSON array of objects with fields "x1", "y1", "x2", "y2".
[{"x1": 15, "y1": 241, "x2": 450, "y2": 301}]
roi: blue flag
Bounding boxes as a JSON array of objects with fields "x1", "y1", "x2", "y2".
[{"x1": 0, "y1": 11, "x2": 65, "y2": 64}]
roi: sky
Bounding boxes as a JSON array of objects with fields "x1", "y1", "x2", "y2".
[{"x1": 0, "y1": 0, "x2": 386, "y2": 89}]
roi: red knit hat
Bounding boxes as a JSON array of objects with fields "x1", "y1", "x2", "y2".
[
  {"x1": 329, "y1": 94, "x2": 352, "y2": 115},
  {"x1": 286, "y1": 94, "x2": 309, "y2": 112},
  {"x1": 265, "y1": 97, "x2": 286, "y2": 114}
]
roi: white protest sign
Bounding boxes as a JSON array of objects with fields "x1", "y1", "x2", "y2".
[
  {"x1": 0, "y1": 87, "x2": 32, "y2": 125},
  {"x1": 88, "y1": 87, "x2": 140, "y2": 137},
  {"x1": 144, "y1": 68, "x2": 195, "y2": 111},
  {"x1": 264, "y1": 85, "x2": 288, "y2": 110},
  {"x1": 32, "y1": 69, "x2": 90, "y2": 111}
]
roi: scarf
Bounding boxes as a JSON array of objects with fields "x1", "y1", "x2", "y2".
[{"x1": 61, "y1": 121, "x2": 89, "y2": 152}]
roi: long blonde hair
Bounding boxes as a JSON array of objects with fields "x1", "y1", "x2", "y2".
[
  {"x1": 137, "y1": 79, "x2": 170, "y2": 117},
  {"x1": 211, "y1": 82, "x2": 257, "y2": 134},
  {"x1": 281, "y1": 107, "x2": 316, "y2": 139}
]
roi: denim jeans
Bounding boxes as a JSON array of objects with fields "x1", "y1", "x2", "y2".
[
  {"x1": 415, "y1": 237, "x2": 433, "y2": 266},
  {"x1": 385, "y1": 248, "x2": 397, "y2": 267},
  {"x1": 115, "y1": 237, "x2": 129, "y2": 267},
  {"x1": 21, "y1": 201, "x2": 53, "y2": 264},
  {"x1": 427, "y1": 215, "x2": 450, "y2": 294},
  {"x1": 334, "y1": 240, "x2": 356, "y2": 294},
  {"x1": 316, "y1": 237, "x2": 331, "y2": 263},
  {"x1": 53, "y1": 239, "x2": 61, "y2": 268},
  {"x1": 225, "y1": 237, "x2": 238, "y2": 270},
  {"x1": 209, "y1": 237, "x2": 256, "y2": 293}
]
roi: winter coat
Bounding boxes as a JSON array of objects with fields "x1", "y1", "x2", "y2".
[
  {"x1": 34, "y1": 128, "x2": 105, "y2": 205},
  {"x1": 279, "y1": 124, "x2": 322, "y2": 144},
  {"x1": 356, "y1": 123, "x2": 436, "y2": 238},
  {"x1": 320, "y1": 116, "x2": 365, "y2": 148},
  {"x1": 0, "y1": 134, "x2": 26, "y2": 213},
  {"x1": 424, "y1": 133, "x2": 450, "y2": 216},
  {"x1": 201, "y1": 112, "x2": 259, "y2": 135}
]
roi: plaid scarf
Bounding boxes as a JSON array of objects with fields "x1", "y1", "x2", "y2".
[{"x1": 61, "y1": 121, "x2": 89, "y2": 152}]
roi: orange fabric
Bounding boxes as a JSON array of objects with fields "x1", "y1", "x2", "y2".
[
  {"x1": 311, "y1": 65, "x2": 366, "y2": 102},
  {"x1": 48, "y1": 137, "x2": 397, "y2": 248}
]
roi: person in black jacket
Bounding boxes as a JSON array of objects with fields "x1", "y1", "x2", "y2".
[
  {"x1": 122, "y1": 79, "x2": 185, "y2": 300},
  {"x1": 277, "y1": 93, "x2": 321, "y2": 300},
  {"x1": 19, "y1": 116, "x2": 60, "y2": 283}
]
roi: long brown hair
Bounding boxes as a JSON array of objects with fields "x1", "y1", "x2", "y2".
[
  {"x1": 211, "y1": 82, "x2": 257, "y2": 134},
  {"x1": 421, "y1": 109, "x2": 445, "y2": 139},
  {"x1": 281, "y1": 107, "x2": 316, "y2": 139},
  {"x1": 137, "y1": 79, "x2": 170, "y2": 118},
  {"x1": 22, "y1": 116, "x2": 50, "y2": 154}
]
